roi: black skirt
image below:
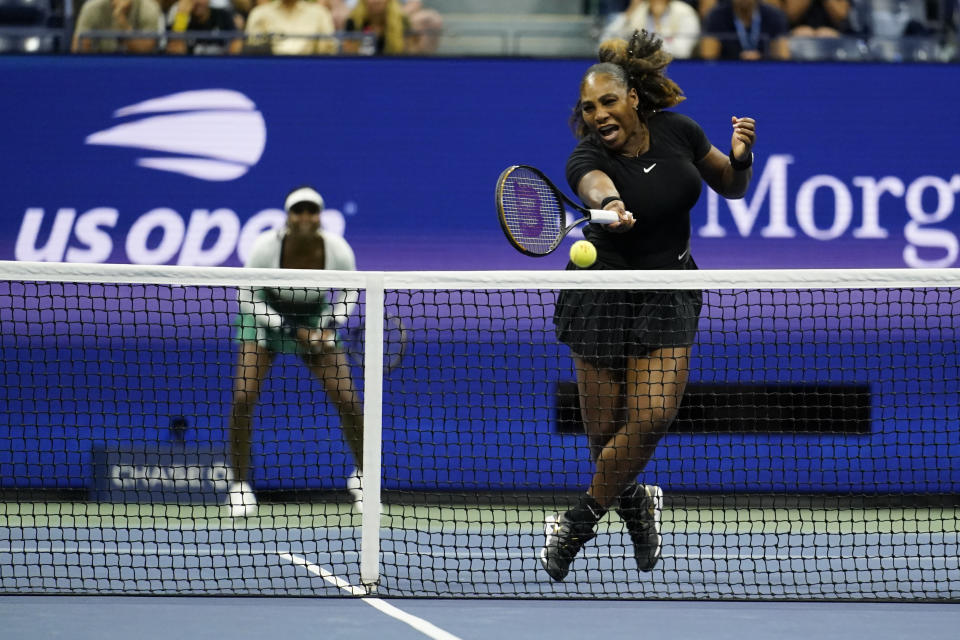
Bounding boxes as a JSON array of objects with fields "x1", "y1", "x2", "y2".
[{"x1": 553, "y1": 258, "x2": 703, "y2": 370}]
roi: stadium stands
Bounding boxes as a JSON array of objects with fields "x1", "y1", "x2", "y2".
[
  {"x1": 0, "y1": 0, "x2": 60, "y2": 52},
  {"x1": 0, "y1": 0, "x2": 956, "y2": 62},
  {"x1": 432, "y1": 0, "x2": 596, "y2": 57}
]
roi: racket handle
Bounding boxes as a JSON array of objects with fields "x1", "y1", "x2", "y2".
[{"x1": 588, "y1": 209, "x2": 620, "y2": 224}]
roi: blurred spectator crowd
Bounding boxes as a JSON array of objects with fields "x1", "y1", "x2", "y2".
[
  {"x1": 598, "y1": 0, "x2": 958, "y2": 61},
  {"x1": 1, "y1": 0, "x2": 444, "y2": 55},
  {"x1": 0, "y1": 0, "x2": 957, "y2": 60}
]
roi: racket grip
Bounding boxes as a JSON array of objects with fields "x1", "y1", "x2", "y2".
[{"x1": 588, "y1": 209, "x2": 620, "y2": 224}]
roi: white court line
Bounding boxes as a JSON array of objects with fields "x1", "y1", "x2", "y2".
[{"x1": 278, "y1": 552, "x2": 463, "y2": 640}]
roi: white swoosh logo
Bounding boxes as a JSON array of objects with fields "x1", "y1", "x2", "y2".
[
  {"x1": 85, "y1": 89, "x2": 266, "y2": 181},
  {"x1": 643, "y1": 163, "x2": 657, "y2": 174}
]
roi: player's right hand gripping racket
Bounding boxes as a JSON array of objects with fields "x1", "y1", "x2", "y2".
[{"x1": 495, "y1": 164, "x2": 619, "y2": 257}]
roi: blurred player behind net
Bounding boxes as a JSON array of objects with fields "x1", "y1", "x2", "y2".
[{"x1": 227, "y1": 185, "x2": 364, "y2": 518}]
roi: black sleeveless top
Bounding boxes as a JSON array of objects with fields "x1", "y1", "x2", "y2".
[{"x1": 566, "y1": 110, "x2": 712, "y2": 269}]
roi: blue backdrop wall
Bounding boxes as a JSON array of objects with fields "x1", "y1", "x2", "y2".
[
  {"x1": 3, "y1": 57, "x2": 959, "y2": 271},
  {"x1": 1, "y1": 57, "x2": 958, "y2": 496}
]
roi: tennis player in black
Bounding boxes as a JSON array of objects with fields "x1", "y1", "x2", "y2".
[{"x1": 542, "y1": 30, "x2": 756, "y2": 582}]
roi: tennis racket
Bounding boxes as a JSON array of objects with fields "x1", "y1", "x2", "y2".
[
  {"x1": 495, "y1": 164, "x2": 620, "y2": 257},
  {"x1": 343, "y1": 313, "x2": 408, "y2": 375}
]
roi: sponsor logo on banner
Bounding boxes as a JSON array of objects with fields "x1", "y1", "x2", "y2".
[
  {"x1": 15, "y1": 206, "x2": 349, "y2": 266},
  {"x1": 85, "y1": 89, "x2": 267, "y2": 181},
  {"x1": 698, "y1": 155, "x2": 960, "y2": 268},
  {"x1": 15, "y1": 206, "x2": 350, "y2": 266},
  {"x1": 91, "y1": 445, "x2": 232, "y2": 504},
  {"x1": 13, "y1": 87, "x2": 353, "y2": 265}
]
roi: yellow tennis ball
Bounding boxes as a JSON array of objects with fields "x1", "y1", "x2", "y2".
[{"x1": 569, "y1": 240, "x2": 597, "y2": 268}]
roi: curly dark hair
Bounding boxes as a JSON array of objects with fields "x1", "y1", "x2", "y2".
[{"x1": 570, "y1": 30, "x2": 686, "y2": 139}]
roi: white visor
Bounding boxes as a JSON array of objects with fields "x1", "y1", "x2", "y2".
[{"x1": 284, "y1": 187, "x2": 324, "y2": 212}]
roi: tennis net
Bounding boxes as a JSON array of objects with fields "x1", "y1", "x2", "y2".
[{"x1": 1, "y1": 261, "x2": 958, "y2": 600}]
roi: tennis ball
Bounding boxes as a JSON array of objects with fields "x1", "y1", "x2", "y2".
[{"x1": 569, "y1": 240, "x2": 597, "y2": 268}]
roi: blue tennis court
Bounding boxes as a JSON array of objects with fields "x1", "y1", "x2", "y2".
[{"x1": 2, "y1": 594, "x2": 959, "y2": 640}]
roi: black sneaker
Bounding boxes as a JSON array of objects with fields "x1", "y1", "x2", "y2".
[
  {"x1": 616, "y1": 484, "x2": 663, "y2": 572},
  {"x1": 539, "y1": 512, "x2": 598, "y2": 582}
]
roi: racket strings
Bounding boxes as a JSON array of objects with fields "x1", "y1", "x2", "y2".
[{"x1": 500, "y1": 168, "x2": 565, "y2": 254}]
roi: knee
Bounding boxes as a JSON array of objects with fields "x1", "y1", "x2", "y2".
[
  {"x1": 628, "y1": 406, "x2": 678, "y2": 438},
  {"x1": 231, "y1": 391, "x2": 258, "y2": 416},
  {"x1": 342, "y1": 399, "x2": 363, "y2": 418},
  {"x1": 329, "y1": 393, "x2": 362, "y2": 416},
  {"x1": 652, "y1": 405, "x2": 679, "y2": 433},
  {"x1": 324, "y1": 387, "x2": 348, "y2": 405},
  {"x1": 588, "y1": 433, "x2": 607, "y2": 452}
]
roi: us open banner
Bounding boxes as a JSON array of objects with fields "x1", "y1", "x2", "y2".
[
  {"x1": 1, "y1": 57, "x2": 958, "y2": 271},
  {"x1": 1, "y1": 57, "x2": 958, "y2": 496}
]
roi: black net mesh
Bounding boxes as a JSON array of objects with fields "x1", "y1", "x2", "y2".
[{"x1": 1, "y1": 273, "x2": 958, "y2": 599}]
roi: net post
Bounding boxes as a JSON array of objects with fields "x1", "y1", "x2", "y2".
[{"x1": 359, "y1": 272, "x2": 384, "y2": 592}]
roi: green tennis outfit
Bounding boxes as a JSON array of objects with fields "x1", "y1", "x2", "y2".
[{"x1": 235, "y1": 227, "x2": 357, "y2": 354}]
